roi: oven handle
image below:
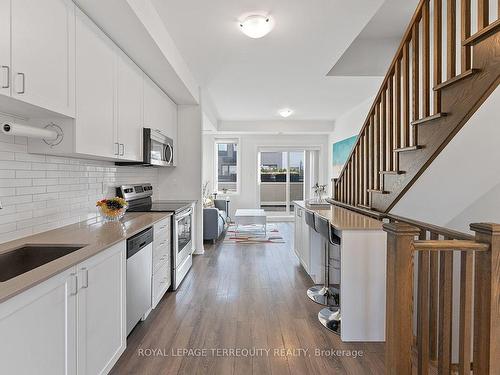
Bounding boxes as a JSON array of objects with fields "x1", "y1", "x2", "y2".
[{"x1": 175, "y1": 208, "x2": 192, "y2": 221}]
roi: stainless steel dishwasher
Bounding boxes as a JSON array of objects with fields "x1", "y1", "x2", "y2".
[{"x1": 126, "y1": 227, "x2": 153, "y2": 336}]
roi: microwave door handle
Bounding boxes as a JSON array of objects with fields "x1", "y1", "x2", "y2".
[{"x1": 166, "y1": 144, "x2": 173, "y2": 164}]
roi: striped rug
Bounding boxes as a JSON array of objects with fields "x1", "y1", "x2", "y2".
[{"x1": 224, "y1": 223, "x2": 285, "y2": 244}]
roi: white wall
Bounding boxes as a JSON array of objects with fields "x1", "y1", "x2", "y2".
[
  {"x1": 203, "y1": 132, "x2": 330, "y2": 218},
  {"x1": 158, "y1": 105, "x2": 204, "y2": 253},
  {"x1": 391, "y1": 85, "x2": 500, "y2": 233},
  {"x1": 328, "y1": 96, "x2": 374, "y2": 187}
]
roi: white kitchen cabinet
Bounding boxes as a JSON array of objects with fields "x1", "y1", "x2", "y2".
[
  {"x1": 0, "y1": 267, "x2": 77, "y2": 375},
  {"x1": 152, "y1": 216, "x2": 171, "y2": 308},
  {"x1": 77, "y1": 241, "x2": 126, "y2": 375},
  {"x1": 294, "y1": 207, "x2": 303, "y2": 260},
  {"x1": 117, "y1": 49, "x2": 143, "y2": 161},
  {"x1": 10, "y1": 0, "x2": 75, "y2": 116},
  {"x1": 0, "y1": 0, "x2": 10, "y2": 97},
  {"x1": 293, "y1": 205, "x2": 312, "y2": 275},
  {"x1": 144, "y1": 74, "x2": 177, "y2": 144},
  {"x1": 75, "y1": 8, "x2": 116, "y2": 159}
]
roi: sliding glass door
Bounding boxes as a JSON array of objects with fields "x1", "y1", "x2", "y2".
[{"x1": 259, "y1": 150, "x2": 305, "y2": 216}]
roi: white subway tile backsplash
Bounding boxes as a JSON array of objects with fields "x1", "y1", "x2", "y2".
[{"x1": 0, "y1": 135, "x2": 159, "y2": 244}]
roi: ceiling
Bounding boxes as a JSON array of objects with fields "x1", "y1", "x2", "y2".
[
  {"x1": 328, "y1": 0, "x2": 419, "y2": 76},
  {"x1": 152, "y1": 0, "x2": 414, "y2": 122}
]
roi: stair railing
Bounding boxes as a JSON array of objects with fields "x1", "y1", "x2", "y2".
[
  {"x1": 333, "y1": 0, "x2": 500, "y2": 211},
  {"x1": 384, "y1": 219, "x2": 500, "y2": 375}
]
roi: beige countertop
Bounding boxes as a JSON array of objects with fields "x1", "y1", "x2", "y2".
[
  {"x1": 0, "y1": 212, "x2": 172, "y2": 304},
  {"x1": 294, "y1": 201, "x2": 383, "y2": 231}
]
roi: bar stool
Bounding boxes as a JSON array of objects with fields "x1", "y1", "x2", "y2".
[
  {"x1": 304, "y1": 211, "x2": 339, "y2": 307},
  {"x1": 314, "y1": 214, "x2": 341, "y2": 335}
]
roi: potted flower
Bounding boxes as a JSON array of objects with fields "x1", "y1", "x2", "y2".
[{"x1": 96, "y1": 197, "x2": 128, "y2": 222}]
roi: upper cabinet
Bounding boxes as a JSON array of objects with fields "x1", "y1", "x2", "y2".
[
  {"x1": 144, "y1": 75, "x2": 177, "y2": 145},
  {"x1": 0, "y1": 0, "x2": 10, "y2": 97},
  {"x1": 10, "y1": 0, "x2": 75, "y2": 117},
  {"x1": 117, "y1": 49, "x2": 143, "y2": 162},
  {"x1": 75, "y1": 8, "x2": 116, "y2": 159}
]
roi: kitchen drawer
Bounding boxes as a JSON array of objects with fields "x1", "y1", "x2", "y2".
[
  {"x1": 154, "y1": 229, "x2": 170, "y2": 246},
  {"x1": 154, "y1": 217, "x2": 171, "y2": 235},
  {"x1": 153, "y1": 240, "x2": 170, "y2": 272},
  {"x1": 152, "y1": 260, "x2": 171, "y2": 308}
]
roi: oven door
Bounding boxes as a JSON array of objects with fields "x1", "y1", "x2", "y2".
[{"x1": 174, "y1": 208, "x2": 193, "y2": 267}]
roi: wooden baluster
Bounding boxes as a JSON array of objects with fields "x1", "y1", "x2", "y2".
[
  {"x1": 458, "y1": 250, "x2": 473, "y2": 375},
  {"x1": 394, "y1": 59, "x2": 401, "y2": 170},
  {"x1": 447, "y1": 0, "x2": 457, "y2": 79},
  {"x1": 422, "y1": 1, "x2": 430, "y2": 118},
  {"x1": 350, "y1": 159, "x2": 354, "y2": 205},
  {"x1": 429, "y1": 232, "x2": 439, "y2": 361},
  {"x1": 477, "y1": 0, "x2": 489, "y2": 29},
  {"x1": 412, "y1": 22, "x2": 420, "y2": 146},
  {"x1": 384, "y1": 223, "x2": 421, "y2": 375},
  {"x1": 380, "y1": 92, "x2": 387, "y2": 178},
  {"x1": 368, "y1": 117, "x2": 374, "y2": 204},
  {"x1": 438, "y1": 246, "x2": 453, "y2": 374},
  {"x1": 434, "y1": 0, "x2": 443, "y2": 113},
  {"x1": 359, "y1": 135, "x2": 364, "y2": 206},
  {"x1": 417, "y1": 230, "x2": 430, "y2": 375},
  {"x1": 387, "y1": 75, "x2": 394, "y2": 171},
  {"x1": 470, "y1": 223, "x2": 500, "y2": 375},
  {"x1": 363, "y1": 133, "x2": 368, "y2": 205},
  {"x1": 354, "y1": 148, "x2": 358, "y2": 206},
  {"x1": 374, "y1": 106, "x2": 381, "y2": 190},
  {"x1": 402, "y1": 43, "x2": 410, "y2": 147},
  {"x1": 347, "y1": 164, "x2": 351, "y2": 205},
  {"x1": 461, "y1": 0, "x2": 471, "y2": 72}
]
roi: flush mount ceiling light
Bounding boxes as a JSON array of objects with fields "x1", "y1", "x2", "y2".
[
  {"x1": 239, "y1": 14, "x2": 275, "y2": 39},
  {"x1": 278, "y1": 108, "x2": 293, "y2": 118}
]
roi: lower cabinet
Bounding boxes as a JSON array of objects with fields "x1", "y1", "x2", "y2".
[
  {"x1": 294, "y1": 206, "x2": 311, "y2": 273},
  {"x1": 76, "y1": 242, "x2": 126, "y2": 375},
  {"x1": 0, "y1": 241, "x2": 126, "y2": 375},
  {"x1": 0, "y1": 267, "x2": 77, "y2": 375},
  {"x1": 152, "y1": 217, "x2": 171, "y2": 308}
]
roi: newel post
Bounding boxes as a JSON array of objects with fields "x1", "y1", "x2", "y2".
[
  {"x1": 332, "y1": 178, "x2": 338, "y2": 200},
  {"x1": 470, "y1": 223, "x2": 500, "y2": 375},
  {"x1": 383, "y1": 222, "x2": 420, "y2": 375}
]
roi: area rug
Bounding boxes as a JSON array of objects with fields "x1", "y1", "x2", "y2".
[{"x1": 224, "y1": 223, "x2": 286, "y2": 244}]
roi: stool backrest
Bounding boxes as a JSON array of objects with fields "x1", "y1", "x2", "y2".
[
  {"x1": 304, "y1": 210, "x2": 316, "y2": 231},
  {"x1": 314, "y1": 214, "x2": 341, "y2": 245}
]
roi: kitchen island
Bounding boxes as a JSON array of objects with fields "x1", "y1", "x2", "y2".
[{"x1": 293, "y1": 200, "x2": 386, "y2": 342}]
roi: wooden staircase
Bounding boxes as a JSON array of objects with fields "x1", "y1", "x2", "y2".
[{"x1": 332, "y1": 0, "x2": 500, "y2": 213}]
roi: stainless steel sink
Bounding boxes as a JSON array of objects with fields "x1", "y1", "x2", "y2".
[{"x1": 0, "y1": 244, "x2": 86, "y2": 282}]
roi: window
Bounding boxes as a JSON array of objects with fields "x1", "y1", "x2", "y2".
[{"x1": 215, "y1": 141, "x2": 238, "y2": 193}]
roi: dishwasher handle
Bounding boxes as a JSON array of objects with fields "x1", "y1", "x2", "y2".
[{"x1": 127, "y1": 227, "x2": 153, "y2": 259}]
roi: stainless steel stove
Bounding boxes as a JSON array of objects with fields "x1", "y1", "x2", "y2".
[{"x1": 117, "y1": 183, "x2": 194, "y2": 290}]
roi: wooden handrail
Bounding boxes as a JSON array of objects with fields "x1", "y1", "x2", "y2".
[{"x1": 413, "y1": 239, "x2": 489, "y2": 251}]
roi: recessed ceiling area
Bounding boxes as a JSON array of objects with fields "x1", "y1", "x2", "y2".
[{"x1": 152, "y1": 0, "x2": 391, "y2": 122}]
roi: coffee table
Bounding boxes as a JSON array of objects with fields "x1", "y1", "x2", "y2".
[{"x1": 234, "y1": 209, "x2": 267, "y2": 236}]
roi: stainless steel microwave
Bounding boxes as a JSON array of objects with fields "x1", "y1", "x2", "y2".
[
  {"x1": 117, "y1": 128, "x2": 174, "y2": 167},
  {"x1": 143, "y1": 128, "x2": 174, "y2": 167}
]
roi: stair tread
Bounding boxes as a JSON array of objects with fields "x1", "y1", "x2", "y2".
[
  {"x1": 367, "y1": 189, "x2": 390, "y2": 194},
  {"x1": 462, "y1": 19, "x2": 500, "y2": 46},
  {"x1": 434, "y1": 69, "x2": 480, "y2": 91},
  {"x1": 411, "y1": 113, "x2": 448, "y2": 126},
  {"x1": 357, "y1": 204, "x2": 373, "y2": 210},
  {"x1": 394, "y1": 145, "x2": 424, "y2": 153},
  {"x1": 380, "y1": 170, "x2": 405, "y2": 175}
]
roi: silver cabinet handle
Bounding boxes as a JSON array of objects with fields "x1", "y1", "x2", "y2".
[
  {"x1": 16, "y1": 72, "x2": 25, "y2": 94},
  {"x1": 81, "y1": 267, "x2": 88, "y2": 288},
  {"x1": 69, "y1": 273, "x2": 78, "y2": 296},
  {"x1": 1, "y1": 66, "x2": 9, "y2": 88},
  {"x1": 114, "y1": 142, "x2": 119, "y2": 155},
  {"x1": 119, "y1": 143, "x2": 124, "y2": 156}
]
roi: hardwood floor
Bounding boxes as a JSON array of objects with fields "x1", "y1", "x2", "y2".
[{"x1": 111, "y1": 223, "x2": 385, "y2": 375}]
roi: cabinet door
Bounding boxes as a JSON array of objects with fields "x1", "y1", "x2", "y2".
[
  {"x1": 0, "y1": 0, "x2": 10, "y2": 97},
  {"x1": 294, "y1": 208, "x2": 302, "y2": 259},
  {"x1": 75, "y1": 9, "x2": 116, "y2": 159},
  {"x1": 11, "y1": 0, "x2": 75, "y2": 116},
  {"x1": 0, "y1": 268, "x2": 77, "y2": 375},
  {"x1": 117, "y1": 49, "x2": 143, "y2": 161},
  {"x1": 144, "y1": 75, "x2": 176, "y2": 137},
  {"x1": 301, "y1": 213, "x2": 311, "y2": 272},
  {"x1": 77, "y1": 241, "x2": 126, "y2": 375}
]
